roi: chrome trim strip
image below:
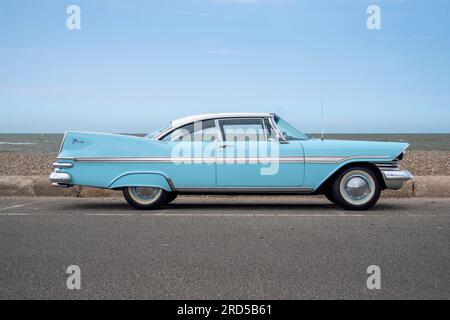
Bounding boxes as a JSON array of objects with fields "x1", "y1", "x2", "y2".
[
  {"x1": 58, "y1": 155, "x2": 390, "y2": 164},
  {"x1": 376, "y1": 163, "x2": 400, "y2": 170},
  {"x1": 217, "y1": 157, "x2": 304, "y2": 163},
  {"x1": 71, "y1": 157, "x2": 306, "y2": 164},
  {"x1": 305, "y1": 155, "x2": 391, "y2": 164},
  {"x1": 305, "y1": 156, "x2": 346, "y2": 163},
  {"x1": 52, "y1": 162, "x2": 74, "y2": 169}
]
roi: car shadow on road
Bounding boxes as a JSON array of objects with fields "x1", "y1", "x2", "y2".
[
  {"x1": 59, "y1": 198, "x2": 400, "y2": 213},
  {"x1": 63, "y1": 201, "x2": 395, "y2": 213},
  {"x1": 165, "y1": 202, "x2": 337, "y2": 211},
  {"x1": 61, "y1": 200, "x2": 337, "y2": 212}
]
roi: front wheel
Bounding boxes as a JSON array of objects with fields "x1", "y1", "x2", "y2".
[
  {"x1": 323, "y1": 188, "x2": 337, "y2": 204},
  {"x1": 123, "y1": 187, "x2": 168, "y2": 210},
  {"x1": 331, "y1": 167, "x2": 381, "y2": 211}
]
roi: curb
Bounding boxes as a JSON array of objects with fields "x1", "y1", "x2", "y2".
[
  {"x1": 0, "y1": 176, "x2": 118, "y2": 198},
  {"x1": 0, "y1": 176, "x2": 449, "y2": 198}
]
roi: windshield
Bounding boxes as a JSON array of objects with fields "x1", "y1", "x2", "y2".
[
  {"x1": 146, "y1": 125, "x2": 170, "y2": 139},
  {"x1": 274, "y1": 116, "x2": 309, "y2": 141}
]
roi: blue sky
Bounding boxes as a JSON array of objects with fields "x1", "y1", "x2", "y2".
[{"x1": 0, "y1": 0, "x2": 449, "y2": 133}]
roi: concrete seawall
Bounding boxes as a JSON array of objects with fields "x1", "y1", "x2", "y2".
[{"x1": 0, "y1": 176, "x2": 449, "y2": 198}]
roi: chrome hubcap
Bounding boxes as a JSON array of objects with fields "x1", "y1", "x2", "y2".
[
  {"x1": 344, "y1": 176, "x2": 371, "y2": 201},
  {"x1": 129, "y1": 187, "x2": 161, "y2": 204}
]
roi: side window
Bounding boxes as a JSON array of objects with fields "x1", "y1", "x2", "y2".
[
  {"x1": 161, "y1": 120, "x2": 218, "y2": 142},
  {"x1": 219, "y1": 119, "x2": 265, "y2": 142},
  {"x1": 196, "y1": 120, "x2": 218, "y2": 142},
  {"x1": 263, "y1": 118, "x2": 278, "y2": 140}
]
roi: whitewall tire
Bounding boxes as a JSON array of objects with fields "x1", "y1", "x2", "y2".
[
  {"x1": 123, "y1": 186, "x2": 168, "y2": 210},
  {"x1": 331, "y1": 167, "x2": 381, "y2": 211}
]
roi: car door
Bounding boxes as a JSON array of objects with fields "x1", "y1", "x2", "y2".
[
  {"x1": 216, "y1": 117, "x2": 305, "y2": 187},
  {"x1": 160, "y1": 120, "x2": 218, "y2": 188}
]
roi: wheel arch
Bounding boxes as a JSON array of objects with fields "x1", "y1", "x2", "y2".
[
  {"x1": 316, "y1": 162, "x2": 386, "y2": 194},
  {"x1": 108, "y1": 172, "x2": 173, "y2": 191}
]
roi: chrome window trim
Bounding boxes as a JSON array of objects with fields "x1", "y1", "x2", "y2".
[
  {"x1": 217, "y1": 117, "x2": 267, "y2": 142},
  {"x1": 147, "y1": 125, "x2": 172, "y2": 139},
  {"x1": 153, "y1": 113, "x2": 272, "y2": 141},
  {"x1": 261, "y1": 117, "x2": 268, "y2": 140},
  {"x1": 153, "y1": 125, "x2": 173, "y2": 141},
  {"x1": 157, "y1": 119, "x2": 221, "y2": 142},
  {"x1": 268, "y1": 114, "x2": 289, "y2": 144},
  {"x1": 153, "y1": 113, "x2": 303, "y2": 144},
  {"x1": 214, "y1": 119, "x2": 223, "y2": 142},
  {"x1": 170, "y1": 113, "x2": 271, "y2": 129}
]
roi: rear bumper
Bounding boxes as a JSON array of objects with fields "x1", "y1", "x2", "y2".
[
  {"x1": 381, "y1": 170, "x2": 413, "y2": 190},
  {"x1": 49, "y1": 172, "x2": 72, "y2": 187}
]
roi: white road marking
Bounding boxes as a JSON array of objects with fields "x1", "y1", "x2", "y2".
[
  {"x1": 0, "y1": 203, "x2": 35, "y2": 211},
  {"x1": 0, "y1": 213, "x2": 31, "y2": 216},
  {"x1": 84, "y1": 213, "x2": 134, "y2": 216}
]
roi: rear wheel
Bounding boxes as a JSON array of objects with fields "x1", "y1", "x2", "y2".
[
  {"x1": 331, "y1": 166, "x2": 381, "y2": 211},
  {"x1": 123, "y1": 186, "x2": 168, "y2": 210}
]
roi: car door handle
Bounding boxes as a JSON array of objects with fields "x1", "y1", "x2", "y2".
[{"x1": 219, "y1": 144, "x2": 233, "y2": 148}]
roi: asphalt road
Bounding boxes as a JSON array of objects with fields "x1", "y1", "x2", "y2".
[{"x1": 0, "y1": 195, "x2": 449, "y2": 300}]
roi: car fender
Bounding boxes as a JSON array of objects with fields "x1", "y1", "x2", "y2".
[
  {"x1": 308, "y1": 158, "x2": 387, "y2": 191},
  {"x1": 109, "y1": 172, "x2": 172, "y2": 191}
]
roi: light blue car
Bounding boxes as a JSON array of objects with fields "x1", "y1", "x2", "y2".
[{"x1": 50, "y1": 113, "x2": 413, "y2": 210}]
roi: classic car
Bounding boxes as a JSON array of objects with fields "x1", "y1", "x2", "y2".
[{"x1": 50, "y1": 113, "x2": 413, "y2": 211}]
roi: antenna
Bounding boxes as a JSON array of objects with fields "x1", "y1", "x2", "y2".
[{"x1": 321, "y1": 98, "x2": 324, "y2": 141}]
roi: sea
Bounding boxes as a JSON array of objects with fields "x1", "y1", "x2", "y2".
[{"x1": 0, "y1": 133, "x2": 449, "y2": 154}]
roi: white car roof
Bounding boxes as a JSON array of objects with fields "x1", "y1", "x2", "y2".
[{"x1": 170, "y1": 113, "x2": 273, "y2": 129}]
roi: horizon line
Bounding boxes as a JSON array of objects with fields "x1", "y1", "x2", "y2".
[{"x1": 1, "y1": 132, "x2": 450, "y2": 135}]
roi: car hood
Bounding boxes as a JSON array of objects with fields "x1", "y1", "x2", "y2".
[{"x1": 301, "y1": 139, "x2": 409, "y2": 160}]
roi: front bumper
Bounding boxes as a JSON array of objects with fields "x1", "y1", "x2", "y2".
[
  {"x1": 381, "y1": 170, "x2": 413, "y2": 190},
  {"x1": 49, "y1": 172, "x2": 72, "y2": 187}
]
